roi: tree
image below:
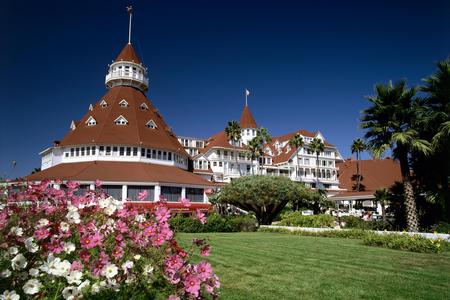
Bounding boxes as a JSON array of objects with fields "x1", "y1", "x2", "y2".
[
  {"x1": 256, "y1": 128, "x2": 272, "y2": 174},
  {"x1": 361, "y1": 80, "x2": 432, "y2": 232},
  {"x1": 351, "y1": 138, "x2": 366, "y2": 191},
  {"x1": 374, "y1": 188, "x2": 390, "y2": 221},
  {"x1": 309, "y1": 138, "x2": 325, "y2": 188},
  {"x1": 416, "y1": 58, "x2": 450, "y2": 221},
  {"x1": 289, "y1": 133, "x2": 305, "y2": 181},
  {"x1": 225, "y1": 121, "x2": 242, "y2": 176},
  {"x1": 247, "y1": 137, "x2": 263, "y2": 175},
  {"x1": 215, "y1": 176, "x2": 307, "y2": 225}
]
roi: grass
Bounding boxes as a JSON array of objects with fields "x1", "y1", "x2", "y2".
[{"x1": 177, "y1": 232, "x2": 450, "y2": 300}]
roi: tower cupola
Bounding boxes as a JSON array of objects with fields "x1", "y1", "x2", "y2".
[{"x1": 105, "y1": 6, "x2": 149, "y2": 92}]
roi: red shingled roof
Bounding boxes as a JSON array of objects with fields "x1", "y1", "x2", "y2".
[
  {"x1": 198, "y1": 131, "x2": 248, "y2": 155},
  {"x1": 240, "y1": 106, "x2": 257, "y2": 128},
  {"x1": 27, "y1": 161, "x2": 211, "y2": 186},
  {"x1": 115, "y1": 43, "x2": 141, "y2": 64},
  {"x1": 272, "y1": 129, "x2": 335, "y2": 147},
  {"x1": 330, "y1": 158, "x2": 402, "y2": 199},
  {"x1": 59, "y1": 86, "x2": 187, "y2": 157}
]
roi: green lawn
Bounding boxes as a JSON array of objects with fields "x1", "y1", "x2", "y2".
[{"x1": 177, "y1": 232, "x2": 450, "y2": 300}]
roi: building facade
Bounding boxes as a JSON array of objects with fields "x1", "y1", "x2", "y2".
[{"x1": 178, "y1": 104, "x2": 344, "y2": 190}]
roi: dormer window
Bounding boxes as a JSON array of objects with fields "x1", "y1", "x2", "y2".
[
  {"x1": 86, "y1": 116, "x2": 97, "y2": 126},
  {"x1": 70, "y1": 120, "x2": 77, "y2": 131},
  {"x1": 119, "y1": 99, "x2": 129, "y2": 107},
  {"x1": 100, "y1": 100, "x2": 108, "y2": 108},
  {"x1": 114, "y1": 115, "x2": 128, "y2": 125},
  {"x1": 140, "y1": 103, "x2": 149, "y2": 110},
  {"x1": 88, "y1": 104, "x2": 93, "y2": 111},
  {"x1": 146, "y1": 120, "x2": 157, "y2": 129}
]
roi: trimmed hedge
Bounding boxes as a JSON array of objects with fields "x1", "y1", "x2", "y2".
[
  {"x1": 279, "y1": 212, "x2": 336, "y2": 228},
  {"x1": 258, "y1": 227, "x2": 450, "y2": 253},
  {"x1": 170, "y1": 214, "x2": 257, "y2": 233},
  {"x1": 340, "y1": 215, "x2": 394, "y2": 231}
]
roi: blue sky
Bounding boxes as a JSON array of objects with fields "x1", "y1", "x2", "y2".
[{"x1": 1, "y1": 0, "x2": 449, "y2": 178}]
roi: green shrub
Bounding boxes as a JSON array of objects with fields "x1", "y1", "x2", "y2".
[
  {"x1": 363, "y1": 233, "x2": 449, "y2": 253},
  {"x1": 258, "y1": 227, "x2": 368, "y2": 239},
  {"x1": 170, "y1": 214, "x2": 257, "y2": 233},
  {"x1": 341, "y1": 216, "x2": 394, "y2": 231},
  {"x1": 430, "y1": 222, "x2": 450, "y2": 234},
  {"x1": 279, "y1": 211, "x2": 335, "y2": 228}
]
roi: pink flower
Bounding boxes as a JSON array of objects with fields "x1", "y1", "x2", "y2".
[
  {"x1": 165, "y1": 254, "x2": 184, "y2": 271},
  {"x1": 195, "y1": 209, "x2": 206, "y2": 224},
  {"x1": 35, "y1": 227, "x2": 50, "y2": 240},
  {"x1": 151, "y1": 234, "x2": 165, "y2": 247},
  {"x1": 71, "y1": 260, "x2": 84, "y2": 271},
  {"x1": 80, "y1": 232, "x2": 102, "y2": 249},
  {"x1": 200, "y1": 245, "x2": 211, "y2": 257},
  {"x1": 168, "y1": 296, "x2": 180, "y2": 300},
  {"x1": 115, "y1": 220, "x2": 128, "y2": 233},
  {"x1": 94, "y1": 179, "x2": 102, "y2": 187},
  {"x1": 155, "y1": 206, "x2": 170, "y2": 223},
  {"x1": 138, "y1": 190, "x2": 148, "y2": 201},
  {"x1": 158, "y1": 195, "x2": 167, "y2": 203},
  {"x1": 184, "y1": 274, "x2": 201, "y2": 297},
  {"x1": 79, "y1": 250, "x2": 90, "y2": 263},
  {"x1": 196, "y1": 261, "x2": 213, "y2": 281},
  {"x1": 112, "y1": 245, "x2": 124, "y2": 260},
  {"x1": 66, "y1": 180, "x2": 79, "y2": 189},
  {"x1": 180, "y1": 197, "x2": 191, "y2": 207}
]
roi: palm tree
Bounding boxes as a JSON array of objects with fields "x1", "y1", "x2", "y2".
[
  {"x1": 361, "y1": 80, "x2": 431, "y2": 232},
  {"x1": 289, "y1": 133, "x2": 305, "y2": 181},
  {"x1": 309, "y1": 138, "x2": 325, "y2": 189},
  {"x1": 256, "y1": 128, "x2": 272, "y2": 174},
  {"x1": 374, "y1": 188, "x2": 390, "y2": 221},
  {"x1": 247, "y1": 137, "x2": 263, "y2": 175},
  {"x1": 225, "y1": 121, "x2": 242, "y2": 176},
  {"x1": 351, "y1": 138, "x2": 366, "y2": 191}
]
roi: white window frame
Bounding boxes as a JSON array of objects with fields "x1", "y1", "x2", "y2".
[
  {"x1": 85, "y1": 116, "x2": 97, "y2": 126},
  {"x1": 114, "y1": 115, "x2": 128, "y2": 125},
  {"x1": 119, "y1": 99, "x2": 129, "y2": 107},
  {"x1": 100, "y1": 99, "x2": 108, "y2": 108},
  {"x1": 146, "y1": 119, "x2": 157, "y2": 129}
]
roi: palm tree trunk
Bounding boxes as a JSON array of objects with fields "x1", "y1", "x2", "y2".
[
  {"x1": 235, "y1": 143, "x2": 241, "y2": 176},
  {"x1": 316, "y1": 153, "x2": 319, "y2": 188},
  {"x1": 399, "y1": 151, "x2": 419, "y2": 232},
  {"x1": 381, "y1": 201, "x2": 386, "y2": 222}
]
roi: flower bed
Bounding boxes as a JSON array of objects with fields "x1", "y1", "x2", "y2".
[{"x1": 0, "y1": 180, "x2": 220, "y2": 299}]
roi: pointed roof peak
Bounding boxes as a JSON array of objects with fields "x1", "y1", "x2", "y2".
[
  {"x1": 240, "y1": 105, "x2": 257, "y2": 128},
  {"x1": 115, "y1": 43, "x2": 142, "y2": 64}
]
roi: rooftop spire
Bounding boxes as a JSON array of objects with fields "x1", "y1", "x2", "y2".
[
  {"x1": 245, "y1": 89, "x2": 250, "y2": 106},
  {"x1": 127, "y1": 5, "x2": 133, "y2": 44}
]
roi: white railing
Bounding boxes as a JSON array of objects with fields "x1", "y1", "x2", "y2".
[{"x1": 105, "y1": 71, "x2": 149, "y2": 86}]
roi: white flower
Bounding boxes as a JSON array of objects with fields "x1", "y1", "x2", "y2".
[
  {"x1": 143, "y1": 264, "x2": 154, "y2": 276},
  {"x1": 25, "y1": 237, "x2": 39, "y2": 253},
  {"x1": 66, "y1": 208, "x2": 80, "y2": 224},
  {"x1": 40, "y1": 254, "x2": 56, "y2": 274},
  {"x1": 8, "y1": 247, "x2": 18, "y2": 255},
  {"x1": 135, "y1": 214, "x2": 146, "y2": 222},
  {"x1": 121, "y1": 260, "x2": 134, "y2": 273},
  {"x1": 104, "y1": 204, "x2": 116, "y2": 216},
  {"x1": 98, "y1": 198, "x2": 110, "y2": 208},
  {"x1": 9, "y1": 227, "x2": 23, "y2": 236},
  {"x1": 60, "y1": 222, "x2": 70, "y2": 232},
  {"x1": 78, "y1": 279, "x2": 90, "y2": 291},
  {"x1": 0, "y1": 290, "x2": 20, "y2": 300},
  {"x1": 11, "y1": 254, "x2": 27, "y2": 270},
  {"x1": 53, "y1": 259, "x2": 71, "y2": 276},
  {"x1": 29, "y1": 268, "x2": 40, "y2": 277},
  {"x1": 1, "y1": 269, "x2": 12, "y2": 278},
  {"x1": 37, "y1": 218, "x2": 49, "y2": 227},
  {"x1": 133, "y1": 254, "x2": 141, "y2": 260},
  {"x1": 62, "y1": 286, "x2": 79, "y2": 300},
  {"x1": 106, "y1": 218, "x2": 115, "y2": 226},
  {"x1": 102, "y1": 263, "x2": 118, "y2": 279},
  {"x1": 64, "y1": 242, "x2": 76, "y2": 254},
  {"x1": 66, "y1": 270, "x2": 82, "y2": 285},
  {"x1": 23, "y1": 279, "x2": 42, "y2": 295},
  {"x1": 91, "y1": 283, "x2": 101, "y2": 294}
]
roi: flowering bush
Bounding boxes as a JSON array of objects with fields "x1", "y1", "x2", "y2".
[
  {"x1": 0, "y1": 180, "x2": 219, "y2": 299},
  {"x1": 362, "y1": 232, "x2": 449, "y2": 253}
]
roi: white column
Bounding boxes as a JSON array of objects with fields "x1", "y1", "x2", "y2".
[
  {"x1": 203, "y1": 189, "x2": 208, "y2": 203},
  {"x1": 376, "y1": 202, "x2": 382, "y2": 215},
  {"x1": 89, "y1": 184, "x2": 95, "y2": 191},
  {"x1": 122, "y1": 185, "x2": 127, "y2": 201},
  {"x1": 181, "y1": 187, "x2": 186, "y2": 200},
  {"x1": 154, "y1": 185, "x2": 161, "y2": 201}
]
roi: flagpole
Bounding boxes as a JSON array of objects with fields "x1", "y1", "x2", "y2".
[{"x1": 127, "y1": 6, "x2": 133, "y2": 44}]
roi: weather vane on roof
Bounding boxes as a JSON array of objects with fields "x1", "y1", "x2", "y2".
[{"x1": 127, "y1": 5, "x2": 133, "y2": 44}]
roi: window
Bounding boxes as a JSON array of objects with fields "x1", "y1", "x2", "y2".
[
  {"x1": 92, "y1": 147, "x2": 96, "y2": 155},
  {"x1": 86, "y1": 147, "x2": 90, "y2": 155},
  {"x1": 106, "y1": 146, "x2": 111, "y2": 156},
  {"x1": 102, "y1": 185, "x2": 122, "y2": 200},
  {"x1": 161, "y1": 186, "x2": 182, "y2": 202},
  {"x1": 70, "y1": 148, "x2": 74, "y2": 157},
  {"x1": 114, "y1": 115, "x2": 128, "y2": 125},
  {"x1": 157, "y1": 151, "x2": 162, "y2": 159},
  {"x1": 163, "y1": 151, "x2": 167, "y2": 160},
  {"x1": 213, "y1": 162, "x2": 217, "y2": 166},
  {"x1": 168, "y1": 152, "x2": 172, "y2": 160},
  {"x1": 119, "y1": 99, "x2": 129, "y2": 107},
  {"x1": 126, "y1": 147, "x2": 131, "y2": 156},
  {"x1": 100, "y1": 99, "x2": 108, "y2": 108},
  {"x1": 113, "y1": 146, "x2": 118, "y2": 155},
  {"x1": 186, "y1": 188, "x2": 203, "y2": 202},
  {"x1": 127, "y1": 186, "x2": 155, "y2": 201},
  {"x1": 216, "y1": 150, "x2": 220, "y2": 156},
  {"x1": 140, "y1": 103, "x2": 149, "y2": 110},
  {"x1": 119, "y1": 147, "x2": 124, "y2": 156},
  {"x1": 146, "y1": 120, "x2": 157, "y2": 129},
  {"x1": 152, "y1": 149, "x2": 156, "y2": 159},
  {"x1": 99, "y1": 146, "x2": 104, "y2": 155},
  {"x1": 65, "y1": 152, "x2": 69, "y2": 158},
  {"x1": 76, "y1": 148, "x2": 80, "y2": 156},
  {"x1": 219, "y1": 162, "x2": 223, "y2": 167},
  {"x1": 81, "y1": 147, "x2": 85, "y2": 156},
  {"x1": 85, "y1": 116, "x2": 97, "y2": 126},
  {"x1": 133, "y1": 147, "x2": 138, "y2": 156}
]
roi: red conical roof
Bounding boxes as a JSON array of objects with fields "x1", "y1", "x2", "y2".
[
  {"x1": 115, "y1": 43, "x2": 142, "y2": 64},
  {"x1": 59, "y1": 86, "x2": 187, "y2": 157},
  {"x1": 239, "y1": 105, "x2": 257, "y2": 128}
]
